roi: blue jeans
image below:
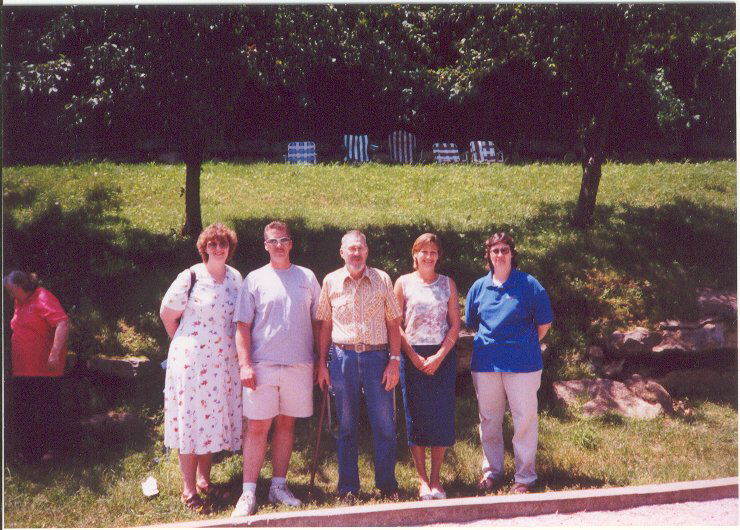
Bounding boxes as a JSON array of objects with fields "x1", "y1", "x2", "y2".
[{"x1": 329, "y1": 345, "x2": 398, "y2": 494}]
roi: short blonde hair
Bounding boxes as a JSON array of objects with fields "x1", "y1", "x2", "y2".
[
  {"x1": 196, "y1": 223, "x2": 238, "y2": 262},
  {"x1": 411, "y1": 233, "x2": 443, "y2": 270}
]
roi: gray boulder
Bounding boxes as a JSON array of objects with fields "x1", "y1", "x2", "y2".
[{"x1": 610, "y1": 327, "x2": 662, "y2": 355}]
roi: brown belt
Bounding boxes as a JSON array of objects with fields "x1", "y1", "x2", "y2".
[{"x1": 334, "y1": 343, "x2": 388, "y2": 353}]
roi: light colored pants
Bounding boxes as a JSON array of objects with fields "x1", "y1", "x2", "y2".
[{"x1": 471, "y1": 370, "x2": 542, "y2": 485}]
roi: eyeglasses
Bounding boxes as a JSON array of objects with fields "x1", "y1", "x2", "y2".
[
  {"x1": 206, "y1": 240, "x2": 229, "y2": 250},
  {"x1": 265, "y1": 237, "x2": 291, "y2": 246},
  {"x1": 489, "y1": 247, "x2": 511, "y2": 255}
]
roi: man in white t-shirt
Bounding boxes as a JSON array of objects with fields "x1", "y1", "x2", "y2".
[{"x1": 231, "y1": 221, "x2": 321, "y2": 518}]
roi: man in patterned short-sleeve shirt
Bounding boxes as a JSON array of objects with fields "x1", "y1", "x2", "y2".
[{"x1": 316, "y1": 230, "x2": 402, "y2": 499}]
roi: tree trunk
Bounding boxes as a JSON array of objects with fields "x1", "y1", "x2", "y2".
[
  {"x1": 182, "y1": 153, "x2": 203, "y2": 238},
  {"x1": 572, "y1": 155, "x2": 602, "y2": 228}
]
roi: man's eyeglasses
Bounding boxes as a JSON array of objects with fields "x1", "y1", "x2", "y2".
[
  {"x1": 206, "y1": 240, "x2": 229, "y2": 250},
  {"x1": 489, "y1": 247, "x2": 511, "y2": 255},
  {"x1": 265, "y1": 237, "x2": 291, "y2": 246}
]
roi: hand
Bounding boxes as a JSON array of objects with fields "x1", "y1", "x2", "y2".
[
  {"x1": 381, "y1": 360, "x2": 400, "y2": 391},
  {"x1": 240, "y1": 364, "x2": 257, "y2": 390},
  {"x1": 421, "y1": 351, "x2": 444, "y2": 375},
  {"x1": 47, "y1": 352, "x2": 63, "y2": 372},
  {"x1": 409, "y1": 350, "x2": 426, "y2": 371},
  {"x1": 317, "y1": 364, "x2": 331, "y2": 391}
]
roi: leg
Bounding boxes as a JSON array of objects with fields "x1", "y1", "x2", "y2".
[
  {"x1": 360, "y1": 350, "x2": 398, "y2": 493},
  {"x1": 270, "y1": 414, "x2": 296, "y2": 479},
  {"x1": 179, "y1": 453, "x2": 199, "y2": 497},
  {"x1": 242, "y1": 418, "x2": 273, "y2": 483},
  {"x1": 502, "y1": 371, "x2": 542, "y2": 485},
  {"x1": 409, "y1": 445, "x2": 431, "y2": 495},
  {"x1": 329, "y1": 346, "x2": 361, "y2": 495},
  {"x1": 195, "y1": 453, "x2": 213, "y2": 489},
  {"x1": 429, "y1": 446, "x2": 447, "y2": 492},
  {"x1": 471, "y1": 371, "x2": 507, "y2": 480}
]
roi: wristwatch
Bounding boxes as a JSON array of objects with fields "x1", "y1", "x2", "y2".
[{"x1": 389, "y1": 355, "x2": 401, "y2": 361}]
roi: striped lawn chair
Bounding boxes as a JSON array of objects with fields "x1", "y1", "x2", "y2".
[
  {"x1": 343, "y1": 134, "x2": 370, "y2": 163},
  {"x1": 432, "y1": 142, "x2": 461, "y2": 164},
  {"x1": 284, "y1": 141, "x2": 317, "y2": 164},
  {"x1": 388, "y1": 130, "x2": 417, "y2": 164},
  {"x1": 470, "y1": 140, "x2": 504, "y2": 163}
]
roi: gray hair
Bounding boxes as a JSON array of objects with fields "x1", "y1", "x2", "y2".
[{"x1": 341, "y1": 230, "x2": 367, "y2": 248}]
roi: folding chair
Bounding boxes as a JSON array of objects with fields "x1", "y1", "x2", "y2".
[
  {"x1": 432, "y1": 142, "x2": 461, "y2": 164},
  {"x1": 388, "y1": 130, "x2": 417, "y2": 164},
  {"x1": 343, "y1": 134, "x2": 370, "y2": 163},
  {"x1": 284, "y1": 141, "x2": 317, "y2": 164},
  {"x1": 470, "y1": 140, "x2": 504, "y2": 163}
]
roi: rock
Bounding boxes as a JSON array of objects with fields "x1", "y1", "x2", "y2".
[
  {"x1": 552, "y1": 376, "x2": 673, "y2": 419},
  {"x1": 600, "y1": 358, "x2": 625, "y2": 378},
  {"x1": 610, "y1": 327, "x2": 662, "y2": 355},
  {"x1": 455, "y1": 329, "x2": 474, "y2": 374},
  {"x1": 657, "y1": 368, "x2": 735, "y2": 395},
  {"x1": 652, "y1": 321, "x2": 736, "y2": 354},
  {"x1": 697, "y1": 288, "x2": 737, "y2": 319},
  {"x1": 87, "y1": 355, "x2": 156, "y2": 379},
  {"x1": 79, "y1": 410, "x2": 139, "y2": 439}
]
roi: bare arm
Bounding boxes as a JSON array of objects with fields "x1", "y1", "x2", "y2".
[
  {"x1": 160, "y1": 306, "x2": 184, "y2": 340},
  {"x1": 317, "y1": 319, "x2": 332, "y2": 390},
  {"x1": 538, "y1": 323, "x2": 552, "y2": 341},
  {"x1": 235, "y1": 321, "x2": 256, "y2": 389},
  {"x1": 47, "y1": 319, "x2": 70, "y2": 371},
  {"x1": 381, "y1": 316, "x2": 402, "y2": 391}
]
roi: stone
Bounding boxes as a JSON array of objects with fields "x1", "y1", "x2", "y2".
[
  {"x1": 696, "y1": 288, "x2": 737, "y2": 319},
  {"x1": 455, "y1": 329, "x2": 475, "y2": 374},
  {"x1": 86, "y1": 355, "x2": 156, "y2": 379},
  {"x1": 657, "y1": 368, "x2": 734, "y2": 394},
  {"x1": 652, "y1": 321, "x2": 736, "y2": 354},
  {"x1": 552, "y1": 376, "x2": 673, "y2": 419},
  {"x1": 610, "y1": 327, "x2": 662, "y2": 355},
  {"x1": 600, "y1": 358, "x2": 625, "y2": 378}
]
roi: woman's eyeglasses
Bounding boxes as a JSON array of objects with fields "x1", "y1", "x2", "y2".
[
  {"x1": 265, "y1": 237, "x2": 291, "y2": 246},
  {"x1": 489, "y1": 247, "x2": 511, "y2": 255},
  {"x1": 206, "y1": 240, "x2": 229, "y2": 250}
]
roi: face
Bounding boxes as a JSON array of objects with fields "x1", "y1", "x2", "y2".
[
  {"x1": 205, "y1": 237, "x2": 229, "y2": 263},
  {"x1": 414, "y1": 243, "x2": 439, "y2": 271},
  {"x1": 264, "y1": 228, "x2": 292, "y2": 264},
  {"x1": 489, "y1": 242, "x2": 512, "y2": 270},
  {"x1": 340, "y1": 236, "x2": 368, "y2": 273},
  {"x1": 5, "y1": 283, "x2": 30, "y2": 303}
]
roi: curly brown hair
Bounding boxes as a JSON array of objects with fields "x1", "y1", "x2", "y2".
[
  {"x1": 196, "y1": 223, "x2": 238, "y2": 262},
  {"x1": 484, "y1": 232, "x2": 518, "y2": 271}
]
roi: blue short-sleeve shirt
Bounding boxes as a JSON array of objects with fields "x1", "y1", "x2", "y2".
[{"x1": 465, "y1": 269, "x2": 553, "y2": 373}]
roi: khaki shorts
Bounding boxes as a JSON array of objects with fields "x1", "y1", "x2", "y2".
[{"x1": 243, "y1": 362, "x2": 314, "y2": 419}]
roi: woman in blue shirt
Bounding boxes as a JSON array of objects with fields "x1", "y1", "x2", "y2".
[{"x1": 465, "y1": 232, "x2": 553, "y2": 494}]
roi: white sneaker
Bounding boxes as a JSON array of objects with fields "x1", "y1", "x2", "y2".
[
  {"x1": 268, "y1": 484, "x2": 302, "y2": 507},
  {"x1": 230, "y1": 490, "x2": 257, "y2": 517}
]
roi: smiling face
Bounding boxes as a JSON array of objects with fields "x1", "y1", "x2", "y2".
[
  {"x1": 414, "y1": 242, "x2": 440, "y2": 273},
  {"x1": 205, "y1": 237, "x2": 229, "y2": 263},
  {"x1": 264, "y1": 227, "x2": 292, "y2": 268},
  {"x1": 340, "y1": 235, "x2": 368, "y2": 275}
]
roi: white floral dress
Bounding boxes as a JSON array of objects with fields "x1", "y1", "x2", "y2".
[{"x1": 161, "y1": 263, "x2": 243, "y2": 453}]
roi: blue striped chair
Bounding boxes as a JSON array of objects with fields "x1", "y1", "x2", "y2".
[
  {"x1": 343, "y1": 134, "x2": 370, "y2": 163},
  {"x1": 284, "y1": 141, "x2": 317, "y2": 164},
  {"x1": 432, "y1": 142, "x2": 461, "y2": 164},
  {"x1": 388, "y1": 130, "x2": 417, "y2": 164},
  {"x1": 470, "y1": 141, "x2": 504, "y2": 163}
]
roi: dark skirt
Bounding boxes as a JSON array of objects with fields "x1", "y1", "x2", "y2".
[{"x1": 400, "y1": 344, "x2": 456, "y2": 447}]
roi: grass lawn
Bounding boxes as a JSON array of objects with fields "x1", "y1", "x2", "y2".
[{"x1": 3, "y1": 160, "x2": 737, "y2": 527}]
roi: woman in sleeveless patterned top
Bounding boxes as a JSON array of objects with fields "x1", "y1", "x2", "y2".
[{"x1": 394, "y1": 233, "x2": 460, "y2": 501}]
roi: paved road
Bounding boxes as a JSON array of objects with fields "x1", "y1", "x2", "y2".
[{"x1": 426, "y1": 498, "x2": 738, "y2": 526}]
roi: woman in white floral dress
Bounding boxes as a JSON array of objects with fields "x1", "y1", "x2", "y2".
[{"x1": 160, "y1": 223, "x2": 243, "y2": 513}]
